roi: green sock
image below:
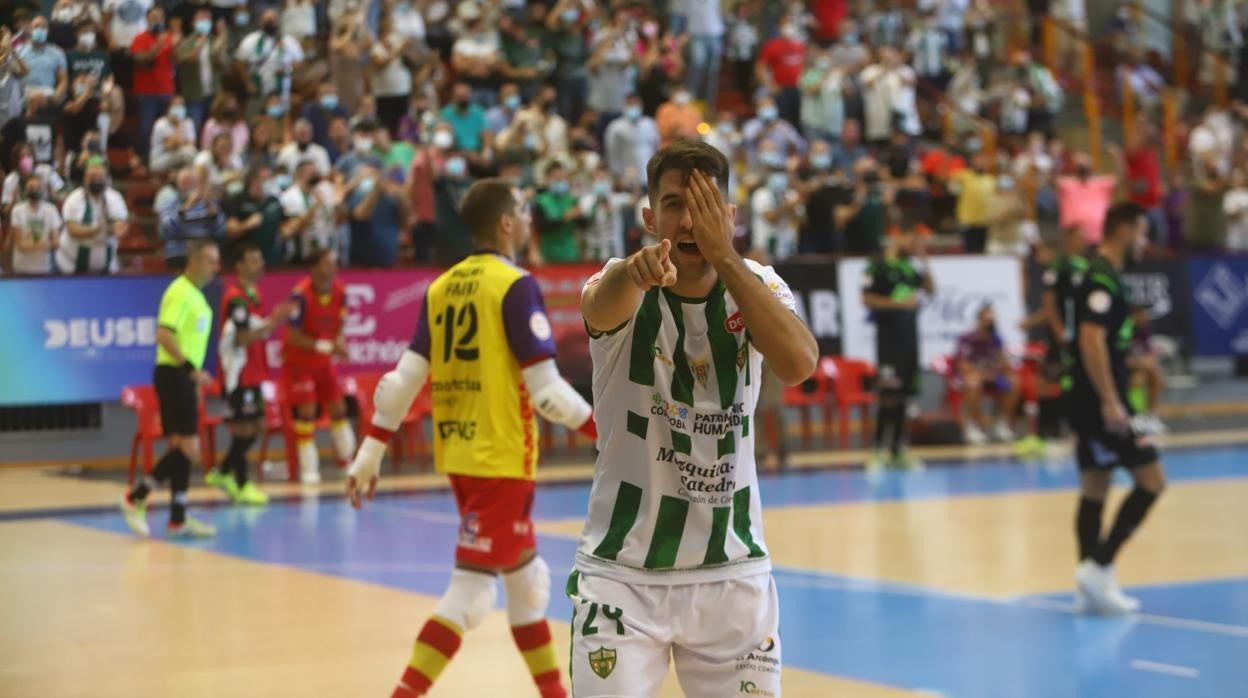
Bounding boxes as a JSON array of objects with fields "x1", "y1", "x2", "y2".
[{"x1": 1128, "y1": 385, "x2": 1149, "y2": 413}]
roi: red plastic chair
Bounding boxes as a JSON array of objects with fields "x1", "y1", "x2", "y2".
[
  {"x1": 122, "y1": 385, "x2": 161, "y2": 487},
  {"x1": 932, "y1": 354, "x2": 964, "y2": 420},
  {"x1": 828, "y1": 357, "x2": 877, "y2": 447},
  {"x1": 264, "y1": 374, "x2": 359, "y2": 481},
  {"x1": 782, "y1": 357, "x2": 836, "y2": 449}
]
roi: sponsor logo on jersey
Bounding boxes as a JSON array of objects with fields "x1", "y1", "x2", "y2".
[
  {"x1": 739, "y1": 682, "x2": 776, "y2": 696},
  {"x1": 692, "y1": 359, "x2": 709, "y2": 388},
  {"x1": 588, "y1": 646, "x2": 617, "y2": 679},
  {"x1": 736, "y1": 343, "x2": 748, "y2": 371},
  {"x1": 725, "y1": 311, "x2": 747, "y2": 333},
  {"x1": 458, "y1": 513, "x2": 492, "y2": 553}
]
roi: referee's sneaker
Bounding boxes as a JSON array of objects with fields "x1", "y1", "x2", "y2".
[{"x1": 120, "y1": 241, "x2": 221, "y2": 539}]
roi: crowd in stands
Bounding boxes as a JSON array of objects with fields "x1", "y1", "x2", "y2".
[{"x1": 2, "y1": 0, "x2": 1248, "y2": 277}]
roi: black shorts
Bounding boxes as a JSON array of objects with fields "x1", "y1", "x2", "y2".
[
  {"x1": 225, "y1": 385, "x2": 265, "y2": 423},
  {"x1": 1042, "y1": 342, "x2": 1070, "y2": 385},
  {"x1": 1073, "y1": 412, "x2": 1160, "y2": 471},
  {"x1": 877, "y1": 350, "x2": 919, "y2": 398},
  {"x1": 153, "y1": 364, "x2": 200, "y2": 437}
]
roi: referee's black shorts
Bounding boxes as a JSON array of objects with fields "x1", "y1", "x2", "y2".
[{"x1": 153, "y1": 365, "x2": 201, "y2": 437}]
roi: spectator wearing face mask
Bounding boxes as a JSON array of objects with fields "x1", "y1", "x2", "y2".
[
  {"x1": 655, "y1": 87, "x2": 703, "y2": 146},
  {"x1": 1057, "y1": 149, "x2": 1119, "y2": 246},
  {"x1": 176, "y1": 9, "x2": 231, "y2": 135},
  {"x1": 2, "y1": 144, "x2": 65, "y2": 220},
  {"x1": 604, "y1": 95, "x2": 660, "y2": 190},
  {"x1": 150, "y1": 97, "x2": 199, "y2": 173},
  {"x1": 742, "y1": 94, "x2": 806, "y2": 170},
  {"x1": 19, "y1": 15, "x2": 70, "y2": 108},
  {"x1": 301, "y1": 82, "x2": 350, "y2": 150},
  {"x1": 278, "y1": 119, "x2": 332, "y2": 177},
  {"x1": 200, "y1": 94, "x2": 248, "y2": 156},
  {"x1": 498, "y1": 6, "x2": 552, "y2": 102},
  {"x1": 440, "y1": 82, "x2": 492, "y2": 162},
  {"x1": 578, "y1": 166, "x2": 630, "y2": 261},
  {"x1": 984, "y1": 174, "x2": 1033, "y2": 257},
  {"x1": 9, "y1": 174, "x2": 62, "y2": 276},
  {"x1": 726, "y1": 0, "x2": 761, "y2": 94},
  {"x1": 329, "y1": 5, "x2": 371, "y2": 114},
  {"x1": 860, "y1": 47, "x2": 920, "y2": 148},
  {"x1": 452, "y1": 2, "x2": 501, "y2": 108},
  {"x1": 952, "y1": 150, "x2": 997, "y2": 253},
  {"x1": 281, "y1": 159, "x2": 342, "y2": 263},
  {"x1": 755, "y1": 18, "x2": 807, "y2": 127},
  {"x1": 57, "y1": 162, "x2": 127, "y2": 274},
  {"x1": 799, "y1": 140, "x2": 848, "y2": 254},
  {"x1": 335, "y1": 120, "x2": 384, "y2": 181},
  {"x1": 751, "y1": 165, "x2": 804, "y2": 263},
  {"x1": 63, "y1": 20, "x2": 112, "y2": 157},
  {"x1": 225, "y1": 165, "x2": 287, "y2": 266},
  {"x1": 130, "y1": 6, "x2": 176, "y2": 161},
  {"x1": 432, "y1": 146, "x2": 475, "y2": 266},
  {"x1": 235, "y1": 9, "x2": 304, "y2": 117},
  {"x1": 487, "y1": 83, "x2": 525, "y2": 135},
  {"x1": 799, "y1": 49, "x2": 847, "y2": 144},
  {"x1": 534, "y1": 162, "x2": 584, "y2": 263},
  {"x1": 837, "y1": 159, "x2": 891, "y2": 256},
  {"x1": 545, "y1": 0, "x2": 592, "y2": 126},
  {"x1": 159, "y1": 166, "x2": 225, "y2": 269},
  {"x1": 407, "y1": 123, "x2": 455, "y2": 263},
  {"x1": 371, "y1": 11, "x2": 414, "y2": 136},
  {"x1": 683, "y1": 0, "x2": 726, "y2": 108},
  {"x1": 587, "y1": 11, "x2": 641, "y2": 141}
]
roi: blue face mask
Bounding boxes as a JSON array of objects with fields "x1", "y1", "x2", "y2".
[
  {"x1": 320, "y1": 94, "x2": 339, "y2": 110},
  {"x1": 235, "y1": 12, "x2": 250, "y2": 27},
  {"x1": 550, "y1": 180, "x2": 569, "y2": 195},
  {"x1": 760, "y1": 151, "x2": 784, "y2": 168},
  {"x1": 31, "y1": 27, "x2": 48, "y2": 44},
  {"x1": 523, "y1": 133, "x2": 540, "y2": 150},
  {"x1": 505, "y1": 94, "x2": 522, "y2": 110},
  {"x1": 169, "y1": 105, "x2": 187, "y2": 120},
  {"x1": 195, "y1": 19, "x2": 212, "y2": 35},
  {"x1": 275, "y1": 174, "x2": 292, "y2": 191},
  {"x1": 768, "y1": 172, "x2": 788, "y2": 191},
  {"x1": 446, "y1": 157, "x2": 467, "y2": 178},
  {"x1": 811, "y1": 154, "x2": 832, "y2": 170},
  {"x1": 842, "y1": 32, "x2": 858, "y2": 44},
  {"x1": 594, "y1": 180, "x2": 611, "y2": 195},
  {"x1": 358, "y1": 177, "x2": 375, "y2": 193},
  {"x1": 624, "y1": 105, "x2": 642, "y2": 120},
  {"x1": 562, "y1": 8, "x2": 580, "y2": 23},
  {"x1": 267, "y1": 105, "x2": 285, "y2": 118},
  {"x1": 759, "y1": 106, "x2": 778, "y2": 122}
]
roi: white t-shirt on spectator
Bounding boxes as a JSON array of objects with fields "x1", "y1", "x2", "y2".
[
  {"x1": 393, "y1": 1, "x2": 427, "y2": 43},
  {"x1": 604, "y1": 115, "x2": 660, "y2": 187},
  {"x1": 57, "y1": 187, "x2": 128, "y2": 274},
  {"x1": 860, "y1": 64, "x2": 920, "y2": 140},
  {"x1": 1, "y1": 167, "x2": 64, "y2": 209},
  {"x1": 750, "y1": 186, "x2": 798, "y2": 262},
  {"x1": 193, "y1": 150, "x2": 245, "y2": 192},
  {"x1": 280, "y1": 182, "x2": 340, "y2": 255},
  {"x1": 235, "y1": 32, "x2": 305, "y2": 97},
  {"x1": 9, "y1": 200, "x2": 62, "y2": 275},
  {"x1": 453, "y1": 32, "x2": 499, "y2": 63},
  {"x1": 150, "y1": 116, "x2": 197, "y2": 162},
  {"x1": 372, "y1": 33, "x2": 412, "y2": 97},
  {"x1": 277, "y1": 142, "x2": 332, "y2": 177},
  {"x1": 282, "y1": 1, "x2": 318, "y2": 39},
  {"x1": 103, "y1": 0, "x2": 152, "y2": 50}
]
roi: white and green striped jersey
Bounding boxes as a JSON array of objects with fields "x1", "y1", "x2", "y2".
[{"x1": 576, "y1": 258, "x2": 797, "y2": 585}]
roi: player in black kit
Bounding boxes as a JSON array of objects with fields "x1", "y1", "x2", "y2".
[{"x1": 1069, "y1": 202, "x2": 1165, "y2": 615}]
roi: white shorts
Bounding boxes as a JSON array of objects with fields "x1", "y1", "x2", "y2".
[{"x1": 567, "y1": 570, "x2": 782, "y2": 698}]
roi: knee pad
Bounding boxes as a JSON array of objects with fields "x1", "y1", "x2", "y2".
[
  {"x1": 433, "y1": 569, "x2": 497, "y2": 632},
  {"x1": 503, "y1": 555, "x2": 551, "y2": 626}
]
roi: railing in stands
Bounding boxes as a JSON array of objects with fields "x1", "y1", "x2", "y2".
[
  {"x1": 1125, "y1": 0, "x2": 1236, "y2": 105},
  {"x1": 913, "y1": 77, "x2": 998, "y2": 157}
]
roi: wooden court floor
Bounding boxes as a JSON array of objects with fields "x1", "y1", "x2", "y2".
[{"x1": 2, "y1": 434, "x2": 1247, "y2": 697}]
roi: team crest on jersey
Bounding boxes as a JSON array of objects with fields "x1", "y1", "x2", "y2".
[
  {"x1": 588, "y1": 647, "x2": 617, "y2": 679},
  {"x1": 692, "y1": 359, "x2": 710, "y2": 388},
  {"x1": 736, "y1": 343, "x2": 749, "y2": 371}
]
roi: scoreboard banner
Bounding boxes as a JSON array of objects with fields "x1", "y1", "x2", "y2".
[{"x1": 837, "y1": 255, "x2": 1026, "y2": 366}]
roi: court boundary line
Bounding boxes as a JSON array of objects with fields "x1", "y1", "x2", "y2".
[{"x1": 1129, "y1": 659, "x2": 1201, "y2": 679}]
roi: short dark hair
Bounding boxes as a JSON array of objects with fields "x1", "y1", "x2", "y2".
[
  {"x1": 307, "y1": 247, "x2": 335, "y2": 268},
  {"x1": 459, "y1": 178, "x2": 519, "y2": 244},
  {"x1": 645, "y1": 140, "x2": 731, "y2": 205},
  {"x1": 234, "y1": 243, "x2": 263, "y2": 265},
  {"x1": 1102, "y1": 201, "x2": 1148, "y2": 241},
  {"x1": 188, "y1": 238, "x2": 219, "y2": 256}
]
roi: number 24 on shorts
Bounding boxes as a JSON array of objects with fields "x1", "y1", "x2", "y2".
[{"x1": 579, "y1": 601, "x2": 625, "y2": 637}]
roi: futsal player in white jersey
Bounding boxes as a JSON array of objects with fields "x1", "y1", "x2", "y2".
[{"x1": 573, "y1": 140, "x2": 818, "y2": 697}]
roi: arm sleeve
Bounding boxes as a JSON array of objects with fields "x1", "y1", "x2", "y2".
[
  {"x1": 61, "y1": 191, "x2": 85, "y2": 224},
  {"x1": 501, "y1": 275, "x2": 558, "y2": 366},
  {"x1": 158, "y1": 287, "x2": 187, "y2": 331},
  {"x1": 109, "y1": 190, "x2": 129, "y2": 221},
  {"x1": 1080, "y1": 281, "x2": 1115, "y2": 329},
  {"x1": 287, "y1": 293, "x2": 307, "y2": 329},
  {"x1": 755, "y1": 262, "x2": 799, "y2": 313},
  {"x1": 407, "y1": 294, "x2": 431, "y2": 357}
]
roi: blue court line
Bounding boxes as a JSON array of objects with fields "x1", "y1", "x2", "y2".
[{"x1": 48, "y1": 445, "x2": 1248, "y2": 698}]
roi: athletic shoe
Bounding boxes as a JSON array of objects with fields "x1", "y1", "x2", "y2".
[
  {"x1": 993, "y1": 420, "x2": 1015, "y2": 442},
  {"x1": 119, "y1": 494, "x2": 150, "y2": 538},
  {"x1": 205, "y1": 469, "x2": 240, "y2": 500},
  {"x1": 235, "y1": 481, "x2": 270, "y2": 506},
  {"x1": 167, "y1": 516, "x2": 216, "y2": 539},
  {"x1": 865, "y1": 450, "x2": 888, "y2": 472},
  {"x1": 1075, "y1": 560, "x2": 1136, "y2": 615},
  {"x1": 891, "y1": 450, "x2": 925, "y2": 471},
  {"x1": 1014, "y1": 435, "x2": 1048, "y2": 458},
  {"x1": 300, "y1": 467, "x2": 322, "y2": 486},
  {"x1": 963, "y1": 423, "x2": 988, "y2": 446}
]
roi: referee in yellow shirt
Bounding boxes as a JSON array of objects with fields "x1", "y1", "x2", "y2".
[{"x1": 120, "y1": 240, "x2": 220, "y2": 539}]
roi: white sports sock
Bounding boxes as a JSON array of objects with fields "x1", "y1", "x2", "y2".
[
  {"x1": 298, "y1": 439, "x2": 319, "y2": 475},
  {"x1": 331, "y1": 420, "x2": 356, "y2": 461}
]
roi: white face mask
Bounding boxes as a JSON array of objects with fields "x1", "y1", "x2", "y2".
[
  {"x1": 432, "y1": 130, "x2": 454, "y2": 150},
  {"x1": 354, "y1": 136, "x2": 374, "y2": 153},
  {"x1": 78, "y1": 32, "x2": 96, "y2": 50}
]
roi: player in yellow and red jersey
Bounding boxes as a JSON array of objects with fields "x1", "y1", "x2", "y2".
[
  {"x1": 282, "y1": 247, "x2": 356, "y2": 484},
  {"x1": 346, "y1": 179, "x2": 597, "y2": 698}
]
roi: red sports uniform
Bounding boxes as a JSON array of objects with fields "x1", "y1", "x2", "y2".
[
  {"x1": 219, "y1": 281, "x2": 270, "y2": 422},
  {"x1": 283, "y1": 277, "x2": 347, "y2": 406}
]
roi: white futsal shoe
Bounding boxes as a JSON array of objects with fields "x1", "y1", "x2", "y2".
[
  {"x1": 1075, "y1": 560, "x2": 1140, "y2": 615},
  {"x1": 963, "y1": 423, "x2": 988, "y2": 446}
]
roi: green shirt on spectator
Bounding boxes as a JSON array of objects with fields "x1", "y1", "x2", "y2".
[{"x1": 536, "y1": 190, "x2": 581, "y2": 263}]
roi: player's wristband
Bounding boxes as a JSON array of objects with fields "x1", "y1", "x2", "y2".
[
  {"x1": 314, "y1": 339, "x2": 334, "y2": 355},
  {"x1": 577, "y1": 415, "x2": 598, "y2": 440},
  {"x1": 364, "y1": 423, "x2": 396, "y2": 445}
]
